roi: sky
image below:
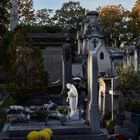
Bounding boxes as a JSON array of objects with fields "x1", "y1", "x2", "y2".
[{"x1": 33, "y1": 0, "x2": 136, "y2": 11}]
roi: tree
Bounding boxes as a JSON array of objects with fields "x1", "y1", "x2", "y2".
[
  {"x1": 132, "y1": 0, "x2": 140, "y2": 17},
  {"x1": 6, "y1": 28, "x2": 49, "y2": 103},
  {"x1": 117, "y1": 65, "x2": 140, "y2": 109},
  {"x1": 35, "y1": 9, "x2": 54, "y2": 26},
  {"x1": 54, "y1": 1, "x2": 85, "y2": 33},
  {"x1": 131, "y1": 0, "x2": 140, "y2": 40},
  {"x1": 54, "y1": 1, "x2": 85, "y2": 60},
  {"x1": 98, "y1": 5, "x2": 129, "y2": 47},
  {"x1": 0, "y1": 0, "x2": 10, "y2": 37},
  {"x1": 17, "y1": 0, "x2": 35, "y2": 25}
]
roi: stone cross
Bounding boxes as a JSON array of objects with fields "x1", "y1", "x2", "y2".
[
  {"x1": 10, "y1": 0, "x2": 18, "y2": 31},
  {"x1": 92, "y1": 38, "x2": 97, "y2": 49},
  {"x1": 87, "y1": 51, "x2": 100, "y2": 133}
]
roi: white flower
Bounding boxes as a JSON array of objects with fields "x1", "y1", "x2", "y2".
[
  {"x1": 43, "y1": 104, "x2": 49, "y2": 109},
  {"x1": 9, "y1": 105, "x2": 24, "y2": 111},
  {"x1": 25, "y1": 107, "x2": 32, "y2": 113},
  {"x1": 9, "y1": 105, "x2": 14, "y2": 110}
]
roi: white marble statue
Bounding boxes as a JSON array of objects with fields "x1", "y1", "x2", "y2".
[{"x1": 66, "y1": 83, "x2": 79, "y2": 120}]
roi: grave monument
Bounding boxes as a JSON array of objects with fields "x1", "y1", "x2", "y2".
[
  {"x1": 10, "y1": 0, "x2": 18, "y2": 31},
  {"x1": 66, "y1": 83, "x2": 79, "y2": 120}
]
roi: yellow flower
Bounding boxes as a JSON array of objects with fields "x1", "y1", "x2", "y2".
[
  {"x1": 38, "y1": 130, "x2": 51, "y2": 140},
  {"x1": 43, "y1": 128, "x2": 53, "y2": 137},
  {"x1": 27, "y1": 131, "x2": 39, "y2": 140}
]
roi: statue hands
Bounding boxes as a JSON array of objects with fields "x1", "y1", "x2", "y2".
[{"x1": 66, "y1": 97, "x2": 69, "y2": 103}]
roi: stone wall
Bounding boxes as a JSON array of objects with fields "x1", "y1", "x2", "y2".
[{"x1": 42, "y1": 47, "x2": 63, "y2": 83}]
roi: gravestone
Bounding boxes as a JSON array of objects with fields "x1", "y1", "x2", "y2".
[
  {"x1": 10, "y1": 0, "x2": 18, "y2": 31},
  {"x1": 87, "y1": 51, "x2": 100, "y2": 133}
]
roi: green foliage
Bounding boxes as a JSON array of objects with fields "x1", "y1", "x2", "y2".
[
  {"x1": 35, "y1": 108, "x2": 49, "y2": 121},
  {"x1": 98, "y1": 5, "x2": 130, "y2": 47},
  {"x1": 129, "y1": 101, "x2": 140, "y2": 114},
  {"x1": 6, "y1": 28, "x2": 49, "y2": 103},
  {"x1": 54, "y1": 1, "x2": 85, "y2": 32},
  {"x1": 117, "y1": 65, "x2": 140, "y2": 97},
  {"x1": 15, "y1": 24, "x2": 63, "y2": 33},
  {"x1": 54, "y1": 1, "x2": 85, "y2": 58},
  {"x1": 17, "y1": 0, "x2": 35, "y2": 25},
  {"x1": 57, "y1": 106, "x2": 68, "y2": 115},
  {"x1": 105, "y1": 119, "x2": 114, "y2": 134},
  {"x1": 0, "y1": 31, "x2": 14, "y2": 66},
  {"x1": 132, "y1": 0, "x2": 140, "y2": 17},
  {"x1": 35, "y1": 9, "x2": 54, "y2": 26},
  {"x1": 0, "y1": 0, "x2": 11, "y2": 37}
]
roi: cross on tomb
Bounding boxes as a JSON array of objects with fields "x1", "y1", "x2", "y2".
[{"x1": 92, "y1": 38, "x2": 97, "y2": 48}]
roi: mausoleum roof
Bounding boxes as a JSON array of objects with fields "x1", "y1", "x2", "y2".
[
  {"x1": 86, "y1": 11, "x2": 99, "y2": 17},
  {"x1": 107, "y1": 48, "x2": 123, "y2": 59},
  {"x1": 27, "y1": 33, "x2": 70, "y2": 47}
]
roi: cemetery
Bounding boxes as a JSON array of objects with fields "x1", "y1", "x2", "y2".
[{"x1": 0, "y1": 0, "x2": 140, "y2": 140}]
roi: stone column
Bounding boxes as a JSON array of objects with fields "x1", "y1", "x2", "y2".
[
  {"x1": 87, "y1": 51, "x2": 100, "y2": 133},
  {"x1": 10, "y1": 0, "x2": 18, "y2": 31},
  {"x1": 98, "y1": 92, "x2": 103, "y2": 115},
  {"x1": 102, "y1": 91, "x2": 106, "y2": 117}
]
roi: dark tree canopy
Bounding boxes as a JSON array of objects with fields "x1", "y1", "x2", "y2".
[
  {"x1": 17, "y1": 0, "x2": 35, "y2": 25},
  {"x1": 54, "y1": 1, "x2": 85, "y2": 33},
  {"x1": 6, "y1": 28, "x2": 49, "y2": 103},
  {"x1": 0, "y1": 0, "x2": 10, "y2": 37},
  {"x1": 98, "y1": 5, "x2": 129, "y2": 47},
  {"x1": 132, "y1": 0, "x2": 140, "y2": 17},
  {"x1": 35, "y1": 9, "x2": 54, "y2": 26}
]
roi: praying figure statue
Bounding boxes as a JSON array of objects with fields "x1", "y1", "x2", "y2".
[{"x1": 66, "y1": 83, "x2": 79, "y2": 120}]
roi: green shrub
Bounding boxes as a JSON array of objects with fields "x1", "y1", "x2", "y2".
[
  {"x1": 35, "y1": 108, "x2": 49, "y2": 122},
  {"x1": 105, "y1": 119, "x2": 114, "y2": 134},
  {"x1": 129, "y1": 101, "x2": 140, "y2": 114}
]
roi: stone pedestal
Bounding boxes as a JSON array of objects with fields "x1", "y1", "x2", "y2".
[{"x1": 10, "y1": 0, "x2": 18, "y2": 31}]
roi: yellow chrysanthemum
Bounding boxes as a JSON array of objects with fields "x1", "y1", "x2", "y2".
[
  {"x1": 27, "y1": 131, "x2": 39, "y2": 140},
  {"x1": 43, "y1": 128, "x2": 53, "y2": 137},
  {"x1": 38, "y1": 130, "x2": 51, "y2": 140}
]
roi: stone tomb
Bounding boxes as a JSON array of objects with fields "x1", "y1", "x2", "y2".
[
  {"x1": 27, "y1": 33, "x2": 72, "y2": 91},
  {"x1": 1, "y1": 120, "x2": 107, "y2": 140}
]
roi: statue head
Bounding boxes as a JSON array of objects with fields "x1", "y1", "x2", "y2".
[
  {"x1": 66, "y1": 83, "x2": 78, "y2": 97},
  {"x1": 66, "y1": 83, "x2": 72, "y2": 89}
]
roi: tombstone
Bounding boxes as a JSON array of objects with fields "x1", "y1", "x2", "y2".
[
  {"x1": 87, "y1": 51, "x2": 100, "y2": 133},
  {"x1": 10, "y1": 0, "x2": 18, "y2": 31},
  {"x1": 109, "y1": 78, "x2": 120, "y2": 120}
]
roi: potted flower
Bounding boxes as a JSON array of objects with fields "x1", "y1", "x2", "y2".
[
  {"x1": 27, "y1": 128, "x2": 53, "y2": 140},
  {"x1": 35, "y1": 107, "x2": 49, "y2": 122}
]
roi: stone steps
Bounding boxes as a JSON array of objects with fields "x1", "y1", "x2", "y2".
[{"x1": 1, "y1": 133, "x2": 107, "y2": 140}]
